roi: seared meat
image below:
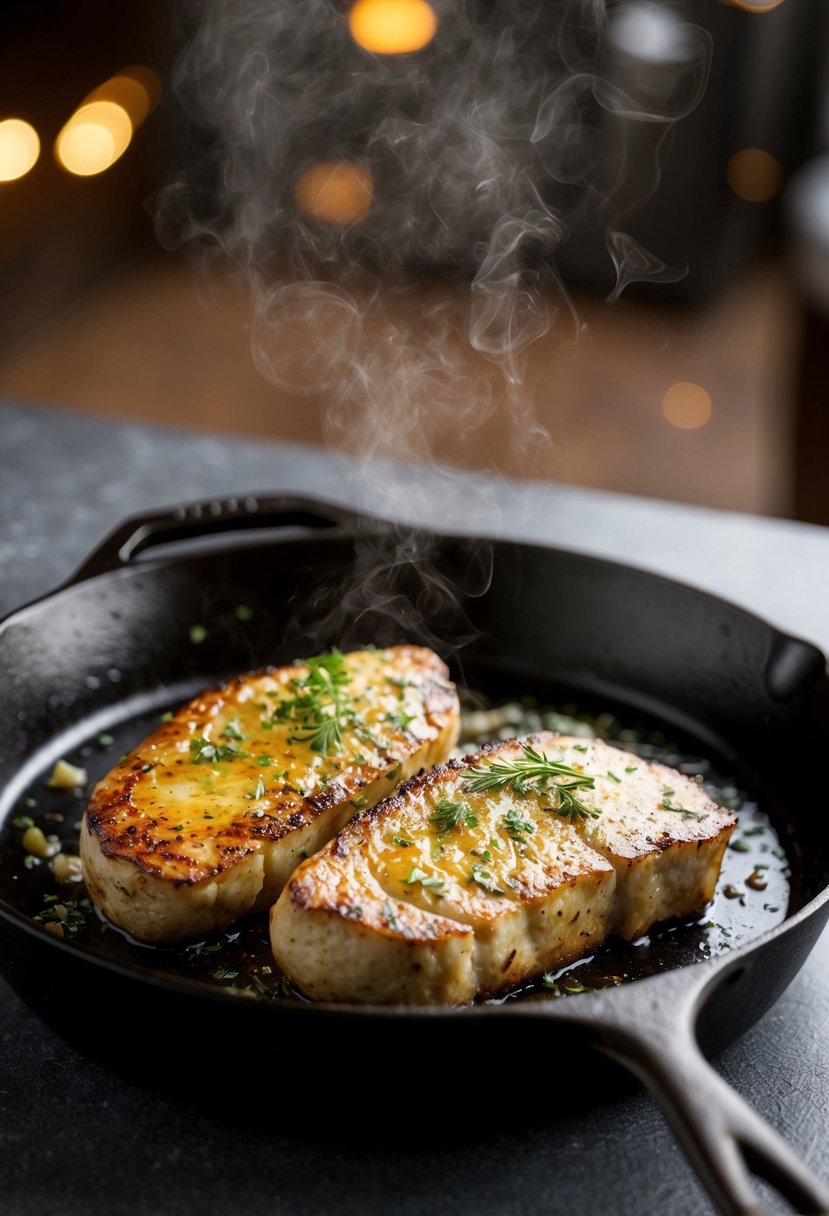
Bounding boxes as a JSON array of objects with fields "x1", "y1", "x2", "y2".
[
  {"x1": 81, "y1": 646, "x2": 459, "y2": 942},
  {"x1": 270, "y1": 732, "x2": 735, "y2": 1004}
]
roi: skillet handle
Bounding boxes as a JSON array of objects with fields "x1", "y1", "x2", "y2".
[
  {"x1": 523, "y1": 965, "x2": 829, "y2": 1216},
  {"x1": 68, "y1": 493, "x2": 373, "y2": 583}
]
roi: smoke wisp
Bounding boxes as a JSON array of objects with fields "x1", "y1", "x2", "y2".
[{"x1": 155, "y1": 0, "x2": 712, "y2": 648}]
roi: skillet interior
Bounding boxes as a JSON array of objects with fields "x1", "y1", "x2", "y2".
[{"x1": 1, "y1": 527, "x2": 828, "y2": 1088}]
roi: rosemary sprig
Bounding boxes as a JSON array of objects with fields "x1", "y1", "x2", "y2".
[
  {"x1": 269, "y1": 649, "x2": 353, "y2": 754},
  {"x1": 463, "y1": 744, "x2": 598, "y2": 821}
]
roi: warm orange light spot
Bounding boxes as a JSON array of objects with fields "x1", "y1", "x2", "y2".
[
  {"x1": 88, "y1": 66, "x2": 161, "y2": 127},
  {"x1": 55, "y1": 67, "x2": 160, "y2": 178},
  {"x1": 56, "y1": 100, "x2": 132, "y2": 176},
  {"x1": 0, "y1": 119, "x2": 40, "y2": 182},
  {"x1": 348, "y1": 0, "x2": 438, "y2": 54},
  {"x1": 723, "y1": 0, "x2": 784, "y2": 11},
  {"x1": 662, "y1": 382, "x2": 712, "y2": 430},
  {"x1": 294, "y1": 161, "x2": 374, "y2": 224},
  {"x1": 727, "y1": 148, "x2": 782, "y2": 203}
]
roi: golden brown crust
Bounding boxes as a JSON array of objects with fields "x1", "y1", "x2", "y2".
[
  {"x1": 270, "y1": 731, "x2": 736, "y2": 1004},
  {"x1": 81, "y1": 645, "x2": 460, "y2": 942}
]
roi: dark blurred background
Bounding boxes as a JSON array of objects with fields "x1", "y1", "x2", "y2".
[{"x1": 2, "y1": 0, "x2": 829, "y2": 521}]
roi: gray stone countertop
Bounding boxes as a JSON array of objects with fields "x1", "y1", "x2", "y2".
[{"x1": 1, "y1": 399, "x2": 827, "y2": 1216}]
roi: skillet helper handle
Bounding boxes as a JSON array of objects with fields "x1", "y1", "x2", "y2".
[
  {"x1": 69, "y1": 493, "x2": 371, "y2": 583},
  {"x1": 525, "y1": 967, "x2": 829, "y2": 1216}
]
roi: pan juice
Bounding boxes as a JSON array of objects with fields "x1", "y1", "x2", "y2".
[{"x1": 0, "y1": 693, "x2": 791, "y2": 1005}]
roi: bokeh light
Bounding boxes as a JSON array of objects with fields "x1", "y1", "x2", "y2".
[
  {"x1": 0, "y1": 119, "x2": 40, "y2": 182},
  {"x1": 55, "y1": 68, "x2": 161, "y2": 178},
  {"x1": 727, "y1": 148, "x2": 783, "y2": 203},
  {"x1": 724, "y1": 0, "x2": 784, "y2": 11},
  {"x1": 294, "y1": 161, "x2": 374, "y2": 224},
  {"x1": 90, "y1": 67, "x2": 161, "y2": 127},
  {"x1": 348, "y1": 0, "x2": 438, "y2": 55},
  {"x1": 56, "y1": 100, "x2": 132, "y2": 176},
  {"x1": 662, "y1": 382, "x2": 713, "y2": 430}
]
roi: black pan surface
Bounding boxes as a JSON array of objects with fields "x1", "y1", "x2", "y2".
[{"x1": 1, "y1": 494, "x2": 828, "y2": 1215}]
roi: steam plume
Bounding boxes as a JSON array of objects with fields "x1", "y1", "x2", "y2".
[{"x1": 155, "y1": 0, "x2": 712, "y2": 647}]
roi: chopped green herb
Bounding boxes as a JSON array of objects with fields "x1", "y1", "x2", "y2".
[
  {"x1": 189, "y1": 624, "x2": 208, "y2": 645},
  {"x1": 659, "y1": 794, "x2": 707, "y2": 821},
  {"x1": 256, "y1": 756, "x2": 273, "y2": 767},
  {"x1": 573, "y1": 745, "x2": 588, "y2": 754},
  {"x1": 96, "y1": 733, "x2": 114, "y2": 747},
  {"x1": 221, "y1": 719, "x2": 246, "y2": 742},
  {"x1": 624, "y1": 766, "x2": 637, "y2": 774},
  {"x1": 246, "y1": 777, "x2": 266, "y2": 800},
  {"x1": 403, "y1": 867, "x2": 447, "y2": 895},
  {"x1": 33, "y1": 895, "x2": 91, "y2": 938},
  {"x1": 12, "y1": 816, "x2": 34, "y2": 830},
  {"x1": 234, "y1": 604, "x2": 254, "y2": 621},
  {"x1": 742, "y1": 825, "x2": 765, "y2": 837},
  {"x1": 169, "y1": 824, "x2": 184, "y2": 832},
  {"x1": 354, "y1": 753, "x2": 366, "y2": 765},
  {"x1": 351, "y1": 795, "x2": 368, "y2": 809},
  {"x1": 502, "y1": 807, "x2": 535, "y2": 844},
  {"x1": 468, "y1": 863, "x2": 505, "y2": 896},
  {"x1": 203, "y1": 813, "x2": 215, "y2": 820},
  {"x1": 772, "y1": 846, "x2": 786, "y2": 860},
  {"x1": 160, "y1": 711, "x2": 174, "y2": 723},
  {"x1": 212, "y1": 969, "x2": 239, "y2": 981},
  {"x1": 72, "y1": 821, "x2": 83, "y2": 832},
  {"x1": 729, "y1": 839, "x2": 750, "y2": 853},
  {"x1": 542, "y1": 973, "x2": 558, "y2": 989},
  {"x1": 386, "y1": 762, "x2": 402, "y2": 782},
  {"x1": 429, "y1": 800, "x2": 478, "y2": 836},
  {"x1": 190, "y1": 941, "x2": 223, "y2": 956},
  {"x1": 190, "y1": 736, "x2": 249, "y2": 764},
  {"x1": 344, "y1": 905, "x2": 363, "y2": 919},
  {"x1": 299, "y1": 848, "x2": 308, "y2": 858},
  {"x1": 140, "y1": 763, "x2": 153, "y2": 773},
  {"x1": 388, "y1": 711, "x2": 414, "y2": 731},
  {"x1": 607, "y1": 770, "x2": 621, "y2": 783},
  {"x1": 392, "y1": 835, "x2": 412, "y2": 848},
  {"x1": 23, "y1": 797, "x2": 37, "y2": 808},
  {"x1": 270, "y1": 649, "x2": 353, "y2": 755},
  {"x1": 471, "y1": 848, "x2": 493, "y2": 863}
]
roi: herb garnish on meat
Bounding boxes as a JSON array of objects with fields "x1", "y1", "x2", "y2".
[{"x1": 463, "y1": 744, "x2": 599, "y2": 821}]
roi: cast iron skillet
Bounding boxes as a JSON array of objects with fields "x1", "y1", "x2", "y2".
[{"x1": 1, "y1": 493, "x2": 828, "y2": 1216}]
